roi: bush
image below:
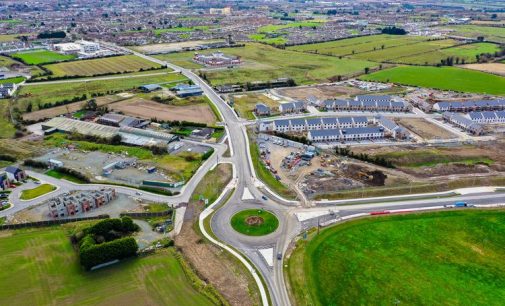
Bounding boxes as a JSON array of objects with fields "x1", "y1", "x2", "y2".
[
  {"x1": 23, "y1": 159, "x2": 49, "y2": 169},
  {"x1": 79, "y1": 236, "x2": 138, "y2": 270},
  {"x1": 201, "y1": 148, "x2": 215, "y2": 161}
]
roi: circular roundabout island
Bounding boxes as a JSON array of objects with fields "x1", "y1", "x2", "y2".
[{"x1": 230, "y1": 209, "x2": 279, "y2": 236}]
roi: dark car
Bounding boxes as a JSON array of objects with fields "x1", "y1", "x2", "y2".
[{"x1": 261, "y1": 195, "x2": 268, "y2": 201}]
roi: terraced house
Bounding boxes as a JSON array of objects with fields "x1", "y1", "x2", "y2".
[
  {"x1": 320, "y1": 95, "x2": 411, "y2": 112},
  {"x1": 433, "y1": 99, "x2": 505, "y2": 112}
]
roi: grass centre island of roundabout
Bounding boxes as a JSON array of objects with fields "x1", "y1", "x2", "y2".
[{"x1": 230, "y1": 209, "x2": 279, "y2": 236}]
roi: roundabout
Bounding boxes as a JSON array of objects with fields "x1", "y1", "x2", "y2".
[{"x1": 230, "y1": 209, "x2": 279, "y2": 236}]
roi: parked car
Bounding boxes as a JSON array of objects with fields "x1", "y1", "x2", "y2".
[
  {"x1": 277, "y1": 252, "x2": 282, "y2": 260},
  {"x1": 261, "y1": 195, "x2": 268, "y2": 201}
]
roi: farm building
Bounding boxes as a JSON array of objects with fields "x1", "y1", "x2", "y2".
[
  {"x1": 307, "y1": 127, "x2": 385, "y2": 142},
  {"x1": 193, "y1": 51, "x2": 241, "y2": 67},
  {"x1": 42, "y1": 117, "x2": 178, "y2": 146},
  {"x1": 468, "y1": 111, "x2": 505, "y2": 124},
  {"x1": 48, "y1": 189, "x2": 116, "y2": 218},
  {"x1": 139, "y1": 84, "x2": 162, "y2": 92},
  {"x1": 433, "y1": 99, "x2": 505, "y2": 112},
  {"x1": 320, "y1": 95, "x2": 410, "y2": 112},
  {"x1": 443, "y1": 112, "x2": 483, "y2": 135},
  {"x1": 279, "y1": 101, "x2": 306, "y2": 114},
  {"x1": 171, "y1": 84, "x2": 204, "y2": 97},
  {"x1": 97, "y1": 113, "x2": 150, "y2": 129}
]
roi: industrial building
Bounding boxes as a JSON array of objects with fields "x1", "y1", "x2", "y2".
[
  {"x1": 48, "y1": 189, "x2": 116, "y2": 218},
  {"x1": 53, "y1": 40, "x2": 105, "y2": 57},
  {"x1": 320, "y1": 95, "x2": 410, "y2": 112},
  {"x1": 193, "y1": 51, "x2": 241, "y2": 67},
  {"x1": 443, "y1": 112, "x2": 483, "y2": 135},
  {"x1": 97, "y1": 113, "x2": 150, "y2": 129},
  {"x1": 42, "y1": 117, "x2": 178, "y2": 146},
  {"x1": 433, "y1": 99, "x2": 505, "y2": 112}
]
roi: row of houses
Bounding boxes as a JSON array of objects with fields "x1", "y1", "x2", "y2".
[
  {"x1": 0, "y1": 166, "x2": 27, "y2": 190},
  {"x1": 258, "y1": 116, "x2": 369, "y2": 133},
  {"x1": 468, "y1": 111, "x2": 505, "y2": 124},
  {"x1": 433, "y1": 99, "x2": 505, "y2": 112},
  {"x1": 48, "y1": 188, "x2": 116, "y2": 218},
  {"x1": 319, "y1": 95, "x2": 411, "y2": 112},
  {"x1": 307, "y1": 127, "x2": 385, "y2": 142},
  {"x1": 442, "y1": 112, "x2": 483, "y2": 135},
  {"x1": 374, "y1": 115, "x2": 411, "y2": 139}
]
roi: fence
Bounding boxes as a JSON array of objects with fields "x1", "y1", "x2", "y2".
[
  {"x1": 0, "y1": 214, "x2": 110, "y2": 231},
  {"x1": 120, "y1": 210, "x2": 173, "y2": 218}
]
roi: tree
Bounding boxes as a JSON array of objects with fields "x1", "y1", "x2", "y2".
[
  {"x1": 364, "y1": 67, "x2": 370, "y2": 74},
  {"x1": 82, "y1": 99, "x2": 97, "y2": 111},
  {"x1": 110, "y1": 134, "x2": 122, "y2": 145},
  {"x1": 25, "y1": 104, "x2": 32, "y2": 113}
]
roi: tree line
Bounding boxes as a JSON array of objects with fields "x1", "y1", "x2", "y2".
[{"x1": 335, "y1": 147, "x2": 395, "y2": 168}]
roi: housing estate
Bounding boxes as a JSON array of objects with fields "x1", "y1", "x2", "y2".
[
  {"x1": 468, "y1": 111, "x2": 505, "y2": 124},
  {"x1": 443, "y1": 112, "x2": 483, "y2": 135},
  {"x1": 374, "y1": 115, "x2": 411, "y2": 139},
  {"x1": 433, "y1": 99, "x2": 505, "y2": 112},
  {"x1": 320, "y1": 95, "x2": 411, "y2": 112},
  {"x1": 279, "y1": 101, "x2": 306, "y2": 114},
  {"x1": 259, "y1": 116, "x2": 370, "y2": 133},
  {"x1": 255, "y1": 103, "x2": 271, "y2": 116},
  {"x1": 307, "y1": 127, "x2": 385, "y2": 142},
  {"x1": 48, "y1": 189, "x2": 116, "y2": 218}
]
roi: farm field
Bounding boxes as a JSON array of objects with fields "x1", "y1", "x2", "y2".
[
  {"x1": 133, "y1": 40, "x2": 225, "y2": 54},
  {"x1": 396, "y1": 42, "x2": 502, "y2": 65},
  {"x1": 0, "y1": 100, "x2": 15, "y2": 139},
  {"x1": 42, "y1": 55, "x2": 162, "y2": 77},
  {"x1": 443, "y1": 25, "x2": 505, "y2": 43},
  {"x1": 0, "y1": 34, "x2": 31, "y2": 42},
  {"x1": 287, "y1": 210, "x2": 505, "y2": 306},
  {"x1": 232, "y1": 93, "x2": 280, "y2": 119},
  {"x1": 16, "y1": 72, "x2": 187, "y2": 111},
  {"x1": 108, "y1": 97, "x2": 217, "y2": 125},
  {"x1": 257, "y1": 20, "x2": 326, "y2": 33},
  {"x1": 461, "y1": 63, "x2": 505, "y2": 76},
  {"x1": 361, "y1": 66, "x2": 505, "y2": 95},
  {"x1": 157, "y1": 43, "x2": 378, "y2": 85},
  {"x1": 0, "y1": 225, "x2": 214, "y2": 306},
  {"x1": 11, "y1": 49, "x2": 76, "y2": 65},
  {"x1": 0, "y1": 76, "x2": 25, "y2": 84},
  {"x1": 0, "y1": 55, "x2": 21, "y2": 68},
  {"x1": 21, "y1": 95, "x2": 123, "y2": 122},
  {"x1": 350, "y1": 39, "x2": 458, "y2": 62},
  {"x1": 287, "y1": 34, "x2": 430, "y2": 56}
]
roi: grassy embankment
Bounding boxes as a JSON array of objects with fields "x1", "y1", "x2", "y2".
[
  {"x1": 287, "y1": 209, "x2": 505, "y2": 306},
  {"x1": 19, "y1": 183, "x2": 56, "y2": 200},
  {"x1": 0, "y1": 224, "x2": 215, "y2": 305}
]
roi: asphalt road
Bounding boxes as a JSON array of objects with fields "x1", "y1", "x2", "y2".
[{"x1": 6, "y1": 42, "x2": 505, "y2": 306}]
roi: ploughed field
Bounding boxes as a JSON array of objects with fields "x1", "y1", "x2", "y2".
[{"x1": 287, "y1": 210, "x2": 505, "y2": 306}]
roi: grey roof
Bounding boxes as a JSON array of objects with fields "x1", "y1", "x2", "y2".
[
  {"x1": 496, "y1": 111, "x2": 505, "y2": 118},
  {"x1": 468, "y1": 112, "x2": 483, "y2": 120},
  {"x1": 290, "y1": 119, "x2": 306, "y2": 126},
  {"x1": 376, "y1": 115, "x2": 398, "y2": 130},
  {"x1": 5, "y1": 166, "x2": 22, "y2": 174},
  {"x1": 306, "y1": 118, "x2": 322, "y2": 126},
  {"x1": 356, "y1": 95, "x2": 392, "y2": 102},
  {"x1": 309, "y1": 129, "x2": 341, "y2": 138},
  {"x1": 353, "y1": 116, "x2": 368, "y2": 124},
  {"x1": 337, "y1": 117, "x2": 353, "y2": 125},
  {"x1": 334, "y1": 99, "x2": 349, "y2": 107},
  {"x1": 342, "y1": 126, "x2": 383, "y2": 135},
  {"x1": 362, "y1": 100, "x2": 376, "y2": 107},
  {"x1": 321, "y1": 117, "x2": 337, "y2": 125},
  {"x1": 482, "y1": 111, "x2": 497, "y2": 119},
  {"x1": 255, "y1": 103, "x2": 270, "y2": 112},
  {"x1": 274, "y1": 119, "x2": 290, "y2": 127}
]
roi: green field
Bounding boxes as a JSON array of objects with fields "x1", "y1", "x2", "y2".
[
  {"x1": 376, "y1": 148, "x2": 493, "y2": 168},
  {"x1": 444, "y1": 25, "x2": 505, "y2": 43},
  {"x1": 249, "y1": 34, "x2": 288, "y2": 45},
  {"x1": 230, "y1": 209, "x2": 279, "y2": 236},
  {"x1": 0, "y1": 100, "x2": 15, "y2": 139},
  {"x1": 154, "y1": 26, "x2": 210, "y2": 35},
  {"x1": 232, "y1": 93, "x2": 280, "y2": 119},
  {"x1": 361, "y1": 66, "x2": 505, "y2": 95},
  {"x1": 0, "y1": 55, "x2": 22, "y2": 68},
  {"x1": 0, "y1": 76, "x2": 25, "y2": 84},
  {"x1": 0, "y1": 225, "x2": 214, "y2": 305},
  {"x1": 16, "y1": 72, "x2": 186, "y2": 111},
  {"x1": 156, "y1": 43, "x2": 377, "y2": 85},
  {"x1": 287, "y1": 34, "x2": 430, "y2": 56},
  {"x1": 11, "y1": 49, "x2": 77, "y2": 65},
  {"x1": 287, "y1": 210, "x2": 505, "y2": 306},
  {"x1": 257, "y1": 21, "x2": 326, "y2": 33},
  {"x1": 42, "y1": 55, "x2": 162, "y2": 77},
  {"x1": 19, "y1": 183, "x2": 56, "y2": 200}
]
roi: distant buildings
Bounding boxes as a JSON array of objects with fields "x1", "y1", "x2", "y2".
[
  {"x1": 209, "y1": 7, "x2": 232, "y2": 15},
  {"x1": 320, "y1": 95, "x2": 411, "y2": 112},
  {"x1": 193, "y1": 51, "x2": 241, "y2": 67},
  {"x1": 433, "y1": 99, "x2": 505, "y2": 112},
  {"x1": 0, "y1": 83, "x2": 18, "y2": 99},
  {"x1": 54, "y1": 40, "x2": 102, "y2": 57},
  {"x1": 48, "y1": 189, "x2": 116, "y2": 218}
]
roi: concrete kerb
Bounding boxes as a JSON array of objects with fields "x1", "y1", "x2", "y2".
[
  {"x1": 242, "y1": 126, "x2": 299, "y2": 206},
  {"x1": 198, "y1": 163, "x2": 270, "y2": 306}
]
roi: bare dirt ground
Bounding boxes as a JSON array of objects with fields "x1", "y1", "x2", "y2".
[
  {"x1": 277, "y1": 84, "x2": 363, "y2": 100},
  {"x1": 461, "y1": 63, "x2": 505, "y2": 76},
  {"x1": 108, "y1": 97, "x2": 216, "y2": 124},
  {"x1": 22, "y1": 95, "x2": 121, "y2": 121},
  {"x1": 397, "y1": 118, "x2": 457, "y2": 140},
  {"x1": 175, "y1": 201, "x2": 259, "y2": 306}
]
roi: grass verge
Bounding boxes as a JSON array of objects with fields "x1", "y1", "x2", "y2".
[{"x1": 19, "y1": 183, "x2": 56, "y2": 200}]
